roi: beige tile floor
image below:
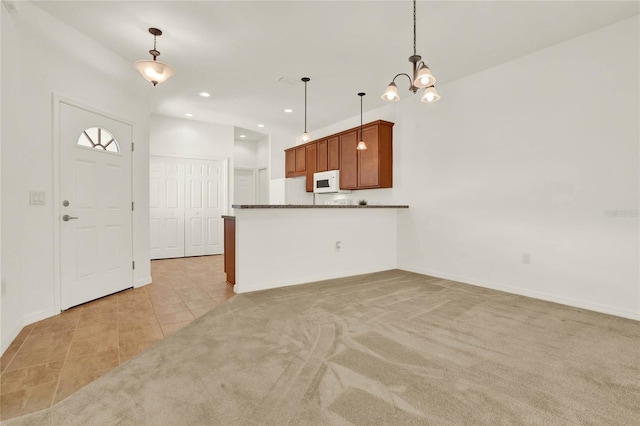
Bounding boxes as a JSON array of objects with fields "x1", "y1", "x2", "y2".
[{"x1": 0, "y1": 255, "x2": 234, "y2": 421}]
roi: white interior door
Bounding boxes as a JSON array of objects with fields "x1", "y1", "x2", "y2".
[
  {"x1": 150, "y1": 156, "x2": 185, "y2": 259},
  {"x1": 234, "y1": 168, "x2": 255, "y2": 205},
  {"x1": 257, "y1": 167, "x2": 269, "y2": 204},
  {"x1": 60, "y1": 102, "x2": 132, "y2": 310},
  {"x1": 185, "y1": 159, "x2": 224, "y2": 256}
]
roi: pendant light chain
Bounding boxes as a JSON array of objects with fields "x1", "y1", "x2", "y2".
[
  {"x1": 300, "y1": 77, "x2": 311, "y2": 141},
  {"x1": 360, "y1": 95, "x2": 363, "y2": 135},
  {"x1": 357, "y1": 92, "x2": 367, "y2": 150}
]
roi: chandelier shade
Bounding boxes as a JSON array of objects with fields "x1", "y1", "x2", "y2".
[
  {"x1": 381, "y1": 82, "x2": 400, "y2": 102},
  {"x1": 421, "y1": 86, "x2": 441, "y2": 103},
  {"x1": 414, "y1": 64, "x2": 436, "y2": 88}
]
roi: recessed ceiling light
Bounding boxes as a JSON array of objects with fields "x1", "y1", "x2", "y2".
[
  {"x1": 184, "y1": 113, "x2": 194, "y2": 117},
  {"x1": 284, "y1": 109, "x2": 293, "y2": 113},
  {"x1": 257, "y1": 124, "x2": 265, "y2": 128},
  {"x1": 199, "y1": 92, "x2": 210, "y2": 97},
  {"x1": 240, "y1": 134, "x2": 246, "y2": 138}
]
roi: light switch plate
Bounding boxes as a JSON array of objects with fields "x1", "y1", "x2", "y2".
[{"x1": 29, "y1": 190, "x2": 46, "y2": 205}]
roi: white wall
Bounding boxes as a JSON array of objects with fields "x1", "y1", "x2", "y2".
[
  {"x1": 234, "y1": 208, "x2": 398, "y2": 293},
  {"x1": 150, "y1": 114, "x2": 234, "y2": 211},
  {"x1": 1, "y1": 2, "x2": 151, "y2": 352},
  {"x1": 282, "y1": 17, "x2": 639, "y2": 319},
  {"x1": 256, "y1": 138, "x2": 269, "y2": 168},
  {"x1": 269, "y1": 130, "x2": 298, "y2": 180},
  {"x1": 233, "y1": 140, "x2": 258, "y2": 169},
  {"x1": 394, "y1": 17, "x2": 639, "y2": 319}
]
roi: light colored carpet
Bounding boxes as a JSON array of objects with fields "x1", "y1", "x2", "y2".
[{"x1": 3, "y1": 270, "x2": 639, "y2": 425}]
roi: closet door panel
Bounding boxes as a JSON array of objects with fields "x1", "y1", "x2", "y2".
[{"x1": 149, "y1": 157, "x2": 185, "y2": 259}]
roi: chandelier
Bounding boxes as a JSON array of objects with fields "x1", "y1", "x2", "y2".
[{"x1": 381, "y1": 0, "x2": 440, "y2": 103}]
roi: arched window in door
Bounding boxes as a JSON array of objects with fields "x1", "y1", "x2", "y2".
[{"x1": 77, "y1": 127, "x2": 119, "y2": 153}]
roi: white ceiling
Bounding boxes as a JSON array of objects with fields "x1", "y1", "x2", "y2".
[{"x1": 34, "y1": 1, "x2": 639, "y2": 135}]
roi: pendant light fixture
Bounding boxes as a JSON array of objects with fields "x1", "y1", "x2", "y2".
[
  {"x1": 381, "y1": 0, "x2": 440, "y2": 103},
  {"x1": 134, "y1": 28, "x2": 175, "y2": 86},
  {"x1": 301, "y1": 77, "x2": 311, "y2": 142},
  {"x1": 356, "y1": 93, "x2": 367, "y2": 151}
]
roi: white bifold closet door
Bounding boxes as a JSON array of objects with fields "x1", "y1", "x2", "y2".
[{"x1": 150, "y1": 156, "x2": 225, "y2": 260}]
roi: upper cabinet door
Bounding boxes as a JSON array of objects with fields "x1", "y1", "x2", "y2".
[
  {"x1": 306, "y1": 143, "x2": 318, "y2": 192},
  {"x1": 295, "y1": 146, "x2": 306, "y2": 173},
  {"x1": 327, "y1": 136, "x2": 340, "y2": 170},
  {"x1": 339, "y1": 130, "x2": 358, "y2": 189},
  {"x1": 317, "y1": 140, "x2": 328, "y2": 172},
  {"x1": 357, "y1": 125, "x2": 380, "y2": 188},
  {"x1": 285, "y1": 149, "x2": 296, "y2": 177},
  {"x1": 284, "y1": 120, "x2": 393, "y2": 188}
]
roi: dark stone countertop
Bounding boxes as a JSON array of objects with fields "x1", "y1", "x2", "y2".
[{"x1": 231, "y1": 204, "x2": 409, "y2": 209}]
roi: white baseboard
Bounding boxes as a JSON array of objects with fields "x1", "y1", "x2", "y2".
[
  {"x1": 134, "y1": 276, "x2": 152, "y2": 288},
  {"x1": 23, "y1": 306, "x2": 59, "y2": 326},
  {"x1": 400, "y1": 265, "x2": 640, "y2": 321},
  {"x1": 1, "y1": 322, "x2": 25, "y2": 355}
]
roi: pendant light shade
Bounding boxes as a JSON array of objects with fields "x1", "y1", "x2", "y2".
[
  {"x1": 134, "y1": 28, "x2": 175, "y2": 86},
  {"x1": 357, "y1": 92, "x2": 367, "y2": 151},
  {"x1": 421, "y1": 86, "x2": 441, "y2": 103},
  {"x1": 133, "y1": 60, "x2": 175, "y2": 86},
  {"x1": 301, "y1": 77, "x2": 311, "y2": 142},
  {"x1": 381, "y1": 82, "x2": 400, "y2": 102}
]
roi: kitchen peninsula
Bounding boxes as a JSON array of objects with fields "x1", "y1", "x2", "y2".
[{"x1": 223, "y1": 204, "x2": 408, "y2": 293}]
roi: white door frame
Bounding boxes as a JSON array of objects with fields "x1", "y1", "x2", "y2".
[
  {"x1": 256, "y1": 166, "x2": 269, "y2": 204},
  {"x1": 52, "y1": 94, "x2": 135, "y2": 313},
  {"x1": 234, "y1": 167, "x2": 257, "y2": 204}
]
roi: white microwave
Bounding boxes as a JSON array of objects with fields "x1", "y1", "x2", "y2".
[{"x1": 313, "y1": 170, "x2": 340, "y2": 193}]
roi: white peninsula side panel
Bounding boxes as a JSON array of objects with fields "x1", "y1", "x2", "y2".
[{"x1": 234, "y1": 208, "x2": 399, "y2": 293}]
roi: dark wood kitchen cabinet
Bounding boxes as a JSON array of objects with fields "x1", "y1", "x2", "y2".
[
  {"x1": 340, "y1": 121, "x2": 393, "y2": 190},
  {"x1": 317, "y1": 140, "x2": 328, "y2": 172},
  {"x1": 316, "y1": 137, "x2": 339, "y2": 173},
  {"x1": 305, "y1": 143, "x2": 317, "y2": 192},
  {"x1": 285, "y1": 120, "x2": 393, "y2": 190},
  {"x1": 285, "y1": 145, "x2": 307, "y2": 177},
  {"x1": 339, "y1": 131, "x2": 358, "y2": 189},
  {"x1": 223, "y1": 216, "x2": 235, "y2": 285},
  {"x1": 327, "y1": 137, "x2": 340, "y2": 170},
  {"x1": 359, "y1": 122, "x2": 393, "y2": 188}
]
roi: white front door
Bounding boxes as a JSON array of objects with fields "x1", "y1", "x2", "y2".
[
  {"x1": 185, "y1": 159, "x2": 224, "y2": 256},
  {"x1": 60, "y1": 102, "x2": 132, "y2": 310},
  {"x1": 234, "y1": 168, "x2": 255, "y2": 205},
  {"x1": 150, "y1": 156, "x2": 185, "y2": 259}
]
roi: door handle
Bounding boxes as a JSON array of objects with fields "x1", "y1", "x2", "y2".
[{"x1": 62, "y1": 214, "x2": 78, "y2": 222}]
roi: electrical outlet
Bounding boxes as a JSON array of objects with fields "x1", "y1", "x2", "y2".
[{"x1": 522, "y1": 252, "x2": 531, "y2": 264}]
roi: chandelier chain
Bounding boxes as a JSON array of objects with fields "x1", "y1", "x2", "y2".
[{"x1": 413, "y1": 0, "x2": 416, "y2": 57}]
